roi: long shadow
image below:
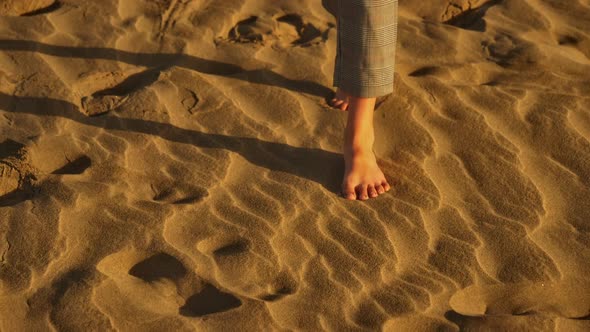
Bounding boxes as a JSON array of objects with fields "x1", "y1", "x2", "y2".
[
  {"x1": 0, "y1": 92, "x2": 344, "y2": 194},
  {"x1": 0, "y1": 39, "x2": 333, "y2": 99}
]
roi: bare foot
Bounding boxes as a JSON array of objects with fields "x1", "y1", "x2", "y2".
[
  {"x1": 341, "y1": 94, "x2": 391, "y2": 200},
  {"x1": 329, "y1": 88, "x2": 350, "y2": 111}
]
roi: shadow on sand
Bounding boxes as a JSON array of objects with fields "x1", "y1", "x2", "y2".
[
  {"x1": 0, "y1": 40, "x2": 334, "y2": 99},
  {"x1": 0, "y1": 37, "x2": 352, "y2": 195},
  {"x1": 0, "y1": 92, "x2": 344, "y2": 195}
]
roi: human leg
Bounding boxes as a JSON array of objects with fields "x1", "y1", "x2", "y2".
[
  {"x1": 334, "y1": 0, "x2": 399, "y2": 200},
  {"x1": 333, "y1": 0, "x2": 398, "y2": 99}
]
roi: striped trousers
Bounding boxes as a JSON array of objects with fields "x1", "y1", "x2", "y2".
[{"x1": 326, "y1": 0, "x2": 399, "y2": 98}]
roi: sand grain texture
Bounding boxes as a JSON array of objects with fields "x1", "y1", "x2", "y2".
[{"x1": 1, "y1": 0, "x2": 589, "y2": 330}]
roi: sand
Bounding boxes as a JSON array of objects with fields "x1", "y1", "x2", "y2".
[{"x1": 1, "y1": 0, "x2": 589, "y2": 330}]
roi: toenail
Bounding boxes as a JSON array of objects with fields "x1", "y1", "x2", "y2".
[{"x1": 343, "y1": 192, "x2": 355, "y2": 199}]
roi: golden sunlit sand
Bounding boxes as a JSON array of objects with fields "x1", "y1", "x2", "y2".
[{"x1": 1, "y1": 0, "x2": 589, "y2": 330}]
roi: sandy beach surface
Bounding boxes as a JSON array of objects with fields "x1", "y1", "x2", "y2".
[{"x1": 1, "y1": 0, "x2": 590, "y2": 330}]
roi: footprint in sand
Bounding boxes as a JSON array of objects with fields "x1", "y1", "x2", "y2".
[
  {"x1": 446, "y1": 280, "x2": 590, "y2": 330},
  {"x1": 97, "y1": 249, "x2": 244, "y2": 320},
  {"x1": 441, "y1": 0, "x2": 501, "y2": 32},
  {"x1": 480, "y1": 32, "x2": 544, "y2": 68},
  {"x1": 126, "y1": 252, "x2": 243, "y2": 317},
  {"x1": 78, "y1": 68, "x2": 162, "y2": 116},
  {"x1": 0, "y1": 159, "x2": 21, "y2": 198},
  {"x1": 276, "y1": 14, "x2": 324, "y2": 46},
  {"x1": 1, "y1": 140, "x2": 92, "y2": 205},
  {"x1": 197, "y1": 235, "x2": 297, "y2": 302},
  {"x1": 227, "y1": 16, "x2": 269, "y2": 43},
  {"x1": 0, "y1": 139, "x2": 36, "y2": 206},
  {"x1": 224, "y1": 14, "x2": 329, "y2": 47}
]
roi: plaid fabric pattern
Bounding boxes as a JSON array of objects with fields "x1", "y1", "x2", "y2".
[{"x1": 333, "y1": 0, "x2": 399, "y2": 97}]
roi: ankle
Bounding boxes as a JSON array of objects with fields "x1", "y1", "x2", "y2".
[
  {"x1": 342, "y1": 94, "x2": 376, "y2": 153},
  {"x1": 344, "y1": 131, "x2": 374, "y2": 153},
  {"x1": 345, "y1": 145, "x2": 374, "y2": 159}
]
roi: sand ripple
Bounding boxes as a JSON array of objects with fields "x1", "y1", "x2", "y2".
[{"x1": 1, "y1": 0, "x2": 589, "y2": 330}]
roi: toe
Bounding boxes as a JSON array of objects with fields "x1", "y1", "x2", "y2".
[
  {"x1": 342, "y1": 185, "x2": 356, "y2": 200},
  {"x1": 368, "y1": 185, "x2": 378, "y2": 198},
  {"x1": 343, "y1": 192, "x2": 356, "y2": 200},
  {"x1": 339, "y1": 102, "x2": 349, "y2": 111},
  {"x1": 375, "y1": 184, "x2": 385, "y2": 194},
  {"x1": 342, "y1": 190, "x2": 356, "y2": 200},
  {"x1": 356, "y1": 185, "x2": 369, "y2": 201},
  {"x1": 382, "y1": 180, "x2": 391, "y2": 192},
  {"x1": 330, "y1": 99, "x2": 344, "y2": 107}
]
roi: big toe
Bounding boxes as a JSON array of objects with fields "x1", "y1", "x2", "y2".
[{"x1": 342, "y1": 187, "x2": 357, "y2": 200}]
